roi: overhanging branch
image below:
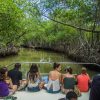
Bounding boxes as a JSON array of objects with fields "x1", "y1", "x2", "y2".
[{"x1": 43, "y1": 14, "x2": 100, "y2": 33}]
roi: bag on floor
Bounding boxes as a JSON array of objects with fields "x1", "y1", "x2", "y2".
[{"x1": 4, "y1": 96, "x2": 17, "y2": 100}]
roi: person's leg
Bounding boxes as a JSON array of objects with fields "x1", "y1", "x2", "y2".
[
  {"x1": 13, "y1": 85, "x2": 17, "y2": 92},
  {"x1": 27, "y1": 86, "x2": 40, "y2": 92},
  {"x1": 8, "y1": 85, "x2": 17, "y2": 95},
  {"x1": 62, "y1": 89, "x2": 73, "y2": 94},
  {"x1": 39, "y1": 81, "x2": 45, "y2": 89},
  {"x1": 22, "y1": 79, "x2": 28, "y2": 85},
  {"x1": 18, "y1": 80, "x2": 28, "y2": 91}
]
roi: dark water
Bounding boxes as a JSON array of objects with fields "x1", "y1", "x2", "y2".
[{"x1": 0, "y1": 48, "x2": 99, "y2": 78}]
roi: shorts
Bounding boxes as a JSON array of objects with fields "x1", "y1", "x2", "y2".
[
  {"x1": 46, "y1": 88, "x2": 60, "y2": 93},
  {"x1": 27, "y1": 86, "x2": 40, "y2": 92}
]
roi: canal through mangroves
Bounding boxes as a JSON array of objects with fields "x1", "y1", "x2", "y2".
[{"x1": 0, "y1": 48, "x2": 99, "y2": 78}]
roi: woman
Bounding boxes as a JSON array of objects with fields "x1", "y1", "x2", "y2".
[
  {"x1": 62, "y1": 67, "x2": 76, "y2": 94},
  {"x1": 2, "y1": 67, "x2": 13, "y2": 90},
  {"x1": 0, "y1": 67, "x2": 14, "y2": 97},
  {"x1": 27, "y1": 64, "x2": 44, "y2": 92},
  {"x1": 77, "y1": 67, "x2": 90, "y2": 92},
  {"x1": 46, "y1": 62, "x2": 61, "y2": 93}
]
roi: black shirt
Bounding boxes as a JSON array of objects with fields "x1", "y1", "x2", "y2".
[
  {"x1": 8, "y1": 69, "x2": 22, "y2": 86},
  {"x1": 89, "y1": 74, "x2": 100, "y2": 100}
]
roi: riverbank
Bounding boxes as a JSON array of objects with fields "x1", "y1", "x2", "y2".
[
  {"x1": 0, "y1": 45, "x2": 100, "y2": 71},
  {"x1": 0, "y1": 46, "x2": 19, "y2": 57},
  {"x1": 0, "y1": 46, "x2": 100, "y2": 71},
  {"x1": 34, "y1": 46, "x2": 100, "y2": 71}
]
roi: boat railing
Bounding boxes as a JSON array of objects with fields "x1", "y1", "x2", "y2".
[
  {"x1": 5, "y1": 61, "x2": 100, "y2": 78},
  {"x1": 7, "y1": 61, "x2": 100, "y2": 67}
]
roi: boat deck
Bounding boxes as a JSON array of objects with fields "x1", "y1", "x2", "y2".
[{"x1": 13, "y1": 90, "x2": 89, "y2": 100}]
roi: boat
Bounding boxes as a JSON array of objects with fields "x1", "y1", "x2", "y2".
[
  {"x1": 4, "y1": 61, "x2": 91, "y2": 100},
  {"x1": 13, "y1": 89, "x2": 89, "y2": 100}
]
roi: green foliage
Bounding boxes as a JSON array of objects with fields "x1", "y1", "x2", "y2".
[
  {"x1": 0, "y1": 0, "x2": 24, "y2": 45},
  {"x1": 0, "y1": 0, "x2": 100, "y2": 50}
]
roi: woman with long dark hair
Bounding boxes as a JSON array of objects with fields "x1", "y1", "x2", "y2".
[
  {"x1": 46, "y1": 62, "x2": 61, "y2": 93},
  {"x1": 27, "y1": 64, "x2": 44, "y2": 92},
  {"x1": 61, "y1": 67, "x2": 76, "y2": 94}
]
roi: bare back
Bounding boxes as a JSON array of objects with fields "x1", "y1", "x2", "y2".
[{"x1": 49, "y1": 70, "x2": 61, "y2": 81}]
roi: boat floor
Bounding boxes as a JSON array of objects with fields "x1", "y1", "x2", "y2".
[{"x1": 12, "y1": 90, "x2": 89, "y2": 100}]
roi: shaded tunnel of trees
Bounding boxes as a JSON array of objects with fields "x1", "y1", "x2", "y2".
[{"x1": 0, "y1": 0, "x2": 100, "y2": 67}]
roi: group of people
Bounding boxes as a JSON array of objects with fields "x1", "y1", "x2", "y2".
[
  {"x1": 0, "y1": 63, "x2": 23, "y2": 97},
  {"x1": 0, "y1": 62, "x2": 99, "y2": 100}
]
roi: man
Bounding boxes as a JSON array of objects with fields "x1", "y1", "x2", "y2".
[
  {"x1": 8, "y1": 63, "x2": 22, "y2": 91},
  {"x1": 59, "y1": 91, "x2": 77, "y2": 100},
  {"x1": 89, "y1": 74, "x2": 100, "y2": 100}
]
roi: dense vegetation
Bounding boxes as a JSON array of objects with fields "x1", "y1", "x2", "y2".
[{"x1": 0, "y1": 0, "x2": 100, "y2": 64}]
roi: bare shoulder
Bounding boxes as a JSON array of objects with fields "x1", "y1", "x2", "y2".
[
  {"x1": 35, "y1": 72, "x2": 38, "y2": 75},
  {"x1": 49, "y1": 70, "x2": 54, "y2": 74},
  {"x1": 61, "y1": 74, "x2": 66, "y2": 78},
  {"x1": 59, "y1": 72, "x2": 61, "y2": 75},
  {"x1": 62, "y1": 73, "x2": 65, "y2": 76},
  {"x1": 58, "y1": 72, "x2": 61, "y2": 77},
  {"x1": 37, "y1": 72, "x2": 41, "y2": 77},
  {"x1": 48, "y1": 71, "x2": 53, "y2": 76}
]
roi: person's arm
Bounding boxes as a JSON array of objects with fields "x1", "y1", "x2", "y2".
[
  {"x1": 88, "y1": 75, "x2": 91, "y2": 82},
  {"x1": 87, "y1": 74, "x2": 91, "y2": 88},
  {"x1": 5, "y1": 77, "x2": 13, "y2": 89},
  {"x1": 19, "y1": 72, "x2": 22, "y2": 85},
  {"x1": 48, "y1": 71, "x2": 51, "y2": 80},
  {"x1": 38, "y1": 72, "x2": 42, "y2": 81},
  {"x1": 61, "y1": 74, "x2": 65, "y2": 84},
  {"x1": 59, "y1": 73, "x2": 62, "y2": 84},
  {"x1": 8, "y1": 71, "x2": 11, "y2": 78},
  {"x1": 73, "y1": 74, "x2": 78, "y2": 85},
  {"x1": 27, "y1": 72, "x2": 29, "y2": 82},
  {"x1": 9, "y1": 78, "x2": 13, "y2": 89}
]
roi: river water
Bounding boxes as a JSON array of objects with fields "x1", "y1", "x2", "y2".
[{"x1": 0, "y1": 48, "x2": 98, "y2": 78}]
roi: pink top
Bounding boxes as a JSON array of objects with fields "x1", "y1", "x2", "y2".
[{"x1": 77, "y1": 74, "x2": 90, "y2": 92}]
